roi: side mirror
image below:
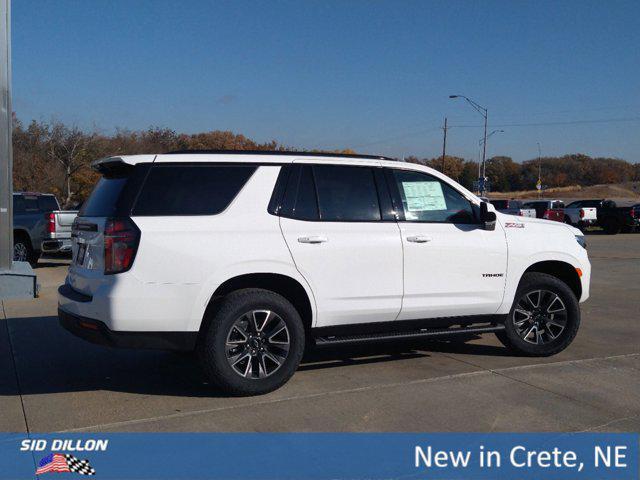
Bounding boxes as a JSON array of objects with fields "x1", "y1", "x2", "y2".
[{"x1": 480, "y1": 202, "x2": 497, "y2": 231}]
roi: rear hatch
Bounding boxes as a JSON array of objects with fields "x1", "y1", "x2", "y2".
[{"x1": 68, "y1": 160, "x2": 145, "y2": 297}]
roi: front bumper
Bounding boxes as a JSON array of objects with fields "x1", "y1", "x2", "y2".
[{"x1": 58, "y1": 285, "x2": 197, "y2": 351}]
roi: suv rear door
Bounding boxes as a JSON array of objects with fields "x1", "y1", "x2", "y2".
[{"x1": 278, "y1": 162, "x2": 403, "y2": 327}]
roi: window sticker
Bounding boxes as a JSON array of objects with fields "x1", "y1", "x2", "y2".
[{"x1": 401, "y1": 181, "x2": 446, "y2": 211}]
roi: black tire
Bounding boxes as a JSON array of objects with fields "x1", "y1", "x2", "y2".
[
  {"x1": 602, "y1": 218, "x2": 620, "y2": 235},
  {"x1": 496, "y1": 272, "x2": 580, "y2": 356},
  {"x1": 198, "y1": 288, "x2": 305, "y2": 396},
  {"x1": 13, "y1": 232, "x2": 38, "y2": 267}
]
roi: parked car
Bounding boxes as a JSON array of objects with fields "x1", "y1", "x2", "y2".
[
  {"x1": 59, "y1": 151, "x2": 590, "y2": 395},
  {"x1": 12, "y1": 192, "x2": 61, "y2": 266},
  {"x1": 597, "y1": 199, "x2": 639, "y2": 234},
  {"x1": 522, "y1": 200, "x2": 565, "y2": 222},
  {"x1": 564, "y1": 200, "x2": 599, "y2": 231},
  {"x1": 489, "y1": 199, "x2": 536, "y2": 218},
  {"x1": 42, "y1": 209, "x2": 79, "y2": 255}
]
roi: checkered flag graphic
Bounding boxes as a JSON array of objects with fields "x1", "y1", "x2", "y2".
[{"x1": 65, "y1": 454, "x2": 96, "y2": 476}]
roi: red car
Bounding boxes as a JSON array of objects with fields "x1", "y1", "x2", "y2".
[{"x1": 521, "y1": 200, "x2": 565, "y2": 222}]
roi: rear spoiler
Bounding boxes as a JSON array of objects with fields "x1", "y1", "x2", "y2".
[
  {"x1": 91, "y1": 157, "x2": 132, "y2": 176},
  {"x1": 91, "y1": 155, "x2": 157, "y2": 176}
]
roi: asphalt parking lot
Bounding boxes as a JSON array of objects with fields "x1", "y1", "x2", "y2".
[{"x1": 1, "y1": 233, "x2": 639, "y2": 433}]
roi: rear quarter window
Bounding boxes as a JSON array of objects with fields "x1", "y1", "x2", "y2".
[
  {"x1": 132, "y1": 164, "x2": 257, "y2": 216},
  {"x1": 80, "y1": 177, "x2": 129, "y2": 217},
  {"x1": 37, "y1": 195, "x2": 60, "y2": 212}
]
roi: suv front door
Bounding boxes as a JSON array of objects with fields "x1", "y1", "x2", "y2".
[
  {"x1": 278, "y1": 163, "x2": 403, "y2": 327},
  {"x1": 386, "y1": 168, "x2": 508, "y2": 320}
]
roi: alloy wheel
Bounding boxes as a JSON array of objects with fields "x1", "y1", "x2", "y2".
[
  {"x1": 13, "y1": 242, "x2": 28, "y2": 262},
  {"x1": 225, "y1": 310, "x2": 291, "y2": 379},
  {"x1": 513, "y1": 289, "x2": 567, "y2": 345}
]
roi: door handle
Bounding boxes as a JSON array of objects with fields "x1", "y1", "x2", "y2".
[
  {"x1": 406, "y1": 235, "x2": 431, "y2": 243},
  {"x1": 298, "y1": 236, "x2": 328, "y2": 244}
]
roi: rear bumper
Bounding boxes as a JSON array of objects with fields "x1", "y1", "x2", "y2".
[
  {"x1": 58, "y1": 285, "x2": 197, "y2": 351},
  {"x1": 42, "y1": 239, "x2": 72, "y2": 253}
]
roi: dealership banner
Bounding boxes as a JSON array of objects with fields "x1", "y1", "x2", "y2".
[{"x1": 1, "y1": 433, "x2": 637, "y2": 479}]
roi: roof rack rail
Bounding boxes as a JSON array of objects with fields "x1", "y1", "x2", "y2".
[{"x1": 165, "y1": 149, "x2": 396, "y2": 161}]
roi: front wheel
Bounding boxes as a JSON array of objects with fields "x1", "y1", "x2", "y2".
[
  {"x1": 496, "y1": 272, "x2": 580, "y2": 356},
  {"x1": 13, "y1": 234, "x2": 38, "y2": 267},
  {"x1": 198, "y1": 288, "x2": 305, "y2": 396}
]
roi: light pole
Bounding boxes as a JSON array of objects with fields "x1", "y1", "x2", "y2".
[
  {"x1": 449, "y1": 94, "x2": 488, "y2": 194},
  {"x1": 477, "y1": 130, "x2": 504, "y2": 187}
]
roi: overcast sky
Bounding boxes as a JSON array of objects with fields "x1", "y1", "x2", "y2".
[{"x1": 12, "y1": 0, "x2": 640, "y2": 162}]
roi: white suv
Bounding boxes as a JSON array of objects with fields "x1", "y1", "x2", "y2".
[{"x1": 59, "y1": 151, "x2": 590, "y2": 395}]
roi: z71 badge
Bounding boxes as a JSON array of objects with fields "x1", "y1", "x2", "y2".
[{"x1": 504, "y1": 222, "x2": 525, "y2": 228}]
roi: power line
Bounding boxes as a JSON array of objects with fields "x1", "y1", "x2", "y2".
[{"x1": 449, "y1": 116, "x2": 640, "y2": 128}]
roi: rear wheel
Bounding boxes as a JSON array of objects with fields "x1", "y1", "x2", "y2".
[
  {"x1": 496, "y1": 272, "x2": 580, "y2": 356},
  {"x1": 198, "y1": 288, "x2": 305, "y2": 396}
]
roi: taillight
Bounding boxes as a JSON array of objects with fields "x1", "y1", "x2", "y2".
[
  {"x1": 47, "y1": 213, "x2": 55, "y2": 233},
  {"x1": 543, "y1": 209, "x2": 551, "y2": 219},
  {"x1": 104, "y1": 218, "x2": 140, "y2": 275},
  {"x1": 579, "y1": 209, "x2": 585, "y2": 219},
  {"x1": 631, "y1": 208, "x2": 637, "y2": 219}
]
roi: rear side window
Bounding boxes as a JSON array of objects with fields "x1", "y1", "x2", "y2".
[
  {"x1": 80, "y1": 177, "x2": 129, "y2": 217},
  {"x1": 37, "y1": 195, "x2": 60, "y2": 212},
  {"x1": 313, "y1": 165, "x2": 381, "y2": 221},
  {"x1": 552, "y1": 201, "x2": 565, "y2": 209},
  {"x1": 132, "y1": 165, "x2": 257, "y2": 216},
  {"x1": 23, "y1": 196, "x2": 40, "y2": 212}
]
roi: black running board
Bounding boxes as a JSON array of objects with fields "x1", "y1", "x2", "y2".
[{"x1": 314, "y1": 324, "x2": 505, "y2": 346}]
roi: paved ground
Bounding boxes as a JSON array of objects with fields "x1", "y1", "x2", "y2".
[{"x1": 1, "y1": 234, "x2": 639, "y2": 433}]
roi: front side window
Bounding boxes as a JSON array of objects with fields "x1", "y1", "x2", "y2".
[
  {"x1": 391, "y1": 170, "x2": 476, "y2": 224},
  {"x1": 313, "y1": 165, "x2": 381, "y2": 221}
]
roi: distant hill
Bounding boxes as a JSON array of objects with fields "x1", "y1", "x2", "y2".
[{"x1": 490, "y1": 181, "x2": 640, "y2": 200}]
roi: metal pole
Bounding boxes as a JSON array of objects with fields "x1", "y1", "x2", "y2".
[
  {"x1": 480, "y1": 111, "x2": 487, "y2": 195},
  {"x1": 441, "y1": 117, "x2": 447, "y2": 174},
  {"x1": 0, "y1": 0, "x2": 12, "y2": 270}
]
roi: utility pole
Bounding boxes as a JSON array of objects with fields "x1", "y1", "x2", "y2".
[
  {"x1": 441, "y1": 117, "x2": 448, "y2": 174},
  {"x1": 0, "y1": 0, "x2": 36, "y2": 299}
]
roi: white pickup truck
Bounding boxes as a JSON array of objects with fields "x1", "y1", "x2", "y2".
[
  {"x1": 564, "y1": 200, "x2": 598, "y2": 231},
  {"x1": 489, "y1": 199, "x2": 537, "y2": 218}
]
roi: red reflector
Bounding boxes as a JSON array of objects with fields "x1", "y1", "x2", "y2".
[{"x1": 79, "y1": 321, "x2": 99, "y2": 330}]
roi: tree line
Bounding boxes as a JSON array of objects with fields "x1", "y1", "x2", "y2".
[
  {"x1": 407, "y1": 154, "x2": 640, "y2": 193},
  {"x1": 12, "y1": 117, "x2": 640, "y2": 206}
]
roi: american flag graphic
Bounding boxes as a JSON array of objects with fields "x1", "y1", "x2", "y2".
[{"x1": 36, "y1": 453, "x2": 96, "y2": 476}]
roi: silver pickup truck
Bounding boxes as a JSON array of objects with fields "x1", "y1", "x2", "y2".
[
  {"x1": 42, "y1": 209, "x2": 79, "y2": 254},
  {"x1": 13, "y1": 192, "x2": 78, "y2": 266}
]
